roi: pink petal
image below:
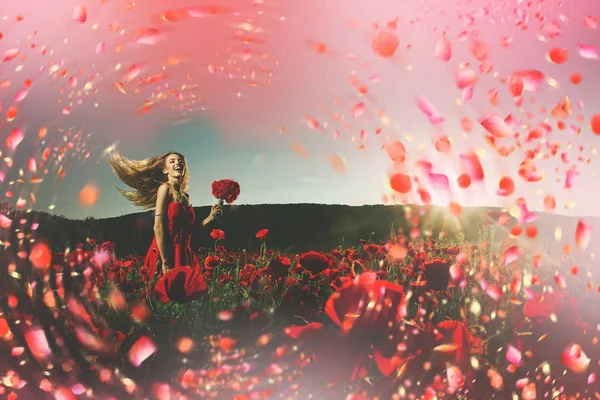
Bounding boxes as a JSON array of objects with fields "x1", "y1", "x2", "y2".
[
  {"x1": 575, "y1": 220, "x2": 592, "y2": 250},
  {"x1": 6, "y1": 128, "x2": 24, "y2": 150},
  {"x1": 560, "y1": 343, "x2": 590, "y2": 374},
  {"x1": 428, "y1": 173, "x2": 449, "y2": 190},
  {"x1": 518, "y1": 204, "x2": 537, "y2": 224},
  {"x1": 128, "y1": 336, "x2": 157, "y2": 367},
  {"x1": 486, "y1": 284, "x2": 503, "y2": 300},
  {"x1": 456, "y1": 69, "x2": 478, "y2": 89},
  {"x1": 135, "y1": 28, "x2": 163, "y2": 45},
  {"x1": 24, "y1": 328, "x2": 52, "y2": 358},
  {"x1": 352, "y1": 102, "x2": 365, "y2": 118},
  {"x1": 565, "y1": 169, "x2": 580, "y2": 188},
  {"x1": 506, "y1": 345, "x2": 522, "y2": 365},
  {"x1": 583, "y1": 16, "x2": 597, "y2": 30},
  {"x1": 503, "y1": 246, "x2": 520, "y2": 264},
  {"x1": 0, "y1": 214, "x2": 11, "y2": 228},
  {"x1": 4, "y1": 49, "x2": 19, "y2": 62},
  {"x1": 96, "y1": 42, "x2": 105, "y2": 54},
  {"x1": 577, "y1": 44, "x2": 598, "y2": 60},
  {"x1": 127, "y1": 65, "x2": 141, "y2": 81},
  {"x1": 459, "y1": 153, "x2": 485, "y2": 181},
  {"x1": 462, "y1": 86, "x2": 473, "y2": 101},
  {"x1": 13, "y1": 89, "x2": 28, "y2": 102},
  {"x1": 434, "y1": 37, "x2": 452, "y2": 61},
  {"x1": 479, "y1": 113, "x2": 512, "y2": 138},
  {"x1": 416, "y1": 97, "x2": 445, "y2": 125},
  {"x1": 73, "y1": 6, "x2": 87, "y2": 23},
  {"x1": 512, "y1": 70, "x2": 544, "y2": 91},
  {"x1": 588, "y1": 373, "x2": 596, "y2": 384},
  {"x1": 554, "y1": 273, "x2": 566, "y2": 289}
]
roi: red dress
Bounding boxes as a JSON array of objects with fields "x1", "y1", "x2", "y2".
[{"x1": 143, "y1": 202, "x2": 202, "y2": 280}]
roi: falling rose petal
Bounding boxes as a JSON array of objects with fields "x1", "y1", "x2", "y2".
[
  {"x1": 306, "y1": 117, "x2": 320, "y2": 130},
  {"x1": 13, "y1": 89, "x2": 28, "y2": 102},
  {"x1": 390, "y1": 173, "x2": 412, "y2": 193},
  {"x1": 127, "y1": 65, "x2": 140, "y2": 81},
  {"x1": 128, "y1": 336, "x2": 156, "y2": 367},
  {"x1": 548, "y1": 47, "x2": 568, "y2": 64},
  {"x1": 591, "y1": 114, "x2": 600, "y2": 135},
  {"x1": 522, "y1": 383, "x2": 536, "y2": 400},
  {"x1": 588, "y1": 373, "x2": 597, "y2": 384},
  {"x1": 372, "y1": 30, "x2": 399, "y2": 58},
  {"x1": 565, "y1": 169, "x2": 580, "y2": 188},
  {"x1": 503, "y1": 246, "x2": 520, "y2": 264},
  {"x1": 497, "y1": 177, "x2": 515, "y2": 196},
  {"x1": 513, "y1": 70, "x2": 544, "y2": 91},
  {"x1": 507, "y1": 75, "x2": 524, "y2": 96},
  {"x1": 135, "y1": 28, "x2": 163, "y2": 45},
  {"x1": 24, "y1": 328, "x2": 52, "y2": 358},
  {"x1": 360, "y1": 130, "x2": 368, "y2": 141},
  {"x1": 79, "y1": 183, "x2": 99, "y2": 206},
  {"x1": 560, "y1": 343, "x2": 590, "y2": 374},
  {"x1": 486, "y1": 284, "x2": 502, "y2": 300},
  {"x1": 416, "y1": 96, "x2": 445, "y2": 124},
  {"x1": 456, "y1": 69, "x2": 477, "y2": 89},
  {"x1": 434, "y1": 136, "x2": 451, "y2": 152},
  {"x1": 385, "y1": 141, "x2": 406, "y2": 162},
  {"x1": 29, "y1": 243, "x2": 51, "y2": 270},
  {"x1": 554, "y1": 273, "x2": 566, "y2": 289},
  {"x1": 352, "y1": 102, "x2": 365, "y2": 118},
  {"x1": 6, "y1": 106, "x2": 18, "y2": 122},
  {"x1": 73, "y1": 6, "x2": 87, "y2": 23},
  {"x1": 4, "y1": 49, "x2": 19, "y2": 62},
  {"x1": 459, "y1": 153, "x2": 484, "y2": 181},
  {"x1": 96, "y1": 42, "x2": 105, "y2": 54},
  {"x1": 328, "y1": 153, "x2": 346, "y2": 175},
  {"x1": 462, "y1": 86, "x2": 474, "y2": 101},
  {"x1": 0, "y1": 214, "x2": 12, "y2": 228},
  {"x1": 434, "y1": 36, "x2": 452, "y2": 61},
  {"x1": 575, "y1": 220, "x2": 591, "y2": 250},
  {"x1": 583, "y1": 16, "x2": 597, "y2": 29},
  {"x1": 506, "y1": 345, "x2": 522, "y2": 365},
  {"x1": 6, "y1": 128, "x2": 24, "y2": 150},
  {"x1": 577, "y1": 44, "x2": 598, "y2": 60},
  {"x1": 479, "y1": 113, "x2": 511, "y2": 138},
  {"x1": 428, "y1": 173, "x2": 449, "y2": 190}
]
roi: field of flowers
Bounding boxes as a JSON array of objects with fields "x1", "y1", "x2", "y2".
[{"x1": 1, "y1": 224, "x2": 599, "y2": 399}]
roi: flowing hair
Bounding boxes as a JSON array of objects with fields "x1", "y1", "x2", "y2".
[{"x1": 106, "y1": 148, "x2": 190, "y2": 209}]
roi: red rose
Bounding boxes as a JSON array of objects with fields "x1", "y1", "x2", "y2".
[{"x1": 212, "y1": 179, "x2": 241, "y2": 204}]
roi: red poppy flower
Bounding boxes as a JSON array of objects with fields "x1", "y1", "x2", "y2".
[
  {"x1": 364, "y1": 244, "x2": 381, "y2": 255},
  {"x1": 154, "y1": 267, "x2": 207, "y2": 303},
  {"x1": 255, "y1": 229, "x2": 269, "y2": 240},
  {"x1": 210, "y1": 229, "x2": 225, "y2": 240},
  {"x1": 325, "y1": 272, "x2": 407, "y2": 334},
  {"x1": 204, "y1": 255, "x2": 221, "y2": 271},
  {"x1": 299, "y1": 251, "x2": 332, "y2": 274},
  {"x1": 266, "y1": 256, "x2": 291, "y2": 279},
  {"x1": 423, "y1": 258, "x2": 450, "y2": 291}
]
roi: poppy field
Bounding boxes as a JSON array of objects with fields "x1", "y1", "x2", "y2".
[{"x1": 2, "y1": 221, "x2": 599, "y2": 400}]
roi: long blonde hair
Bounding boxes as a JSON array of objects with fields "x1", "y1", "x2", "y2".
[{"x1": 106, "y1": 148, "x2": 190, "y2": 209}]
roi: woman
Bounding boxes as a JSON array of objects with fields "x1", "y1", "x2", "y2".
[{"x1": 107, "y1": 148, "x2": 221, "y2": 279}]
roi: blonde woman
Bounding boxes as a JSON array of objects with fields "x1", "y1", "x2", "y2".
[{"x1": 107, "y1": 148, "x2": 221, "y2": 279}]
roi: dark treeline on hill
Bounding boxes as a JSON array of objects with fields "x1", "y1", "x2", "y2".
[
  {"x1": 2, "y1": 202, "x2": 593, "y2": 257},
  {"x1": 1, "y1": 202, "x2": 515, "y2": 256}
]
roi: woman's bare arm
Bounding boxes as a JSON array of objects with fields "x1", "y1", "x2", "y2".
[{"x1": 153, "y1": 184, "x2": 171, "y2": 267}]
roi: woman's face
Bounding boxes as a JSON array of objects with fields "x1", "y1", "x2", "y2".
[{"x1": 163, "y1": 153, "x2": 185, "y2": 180}]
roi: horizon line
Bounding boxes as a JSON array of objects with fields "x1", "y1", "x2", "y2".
[{"x1": 10, "y1": 202, "x2": 597, "y2": 222}]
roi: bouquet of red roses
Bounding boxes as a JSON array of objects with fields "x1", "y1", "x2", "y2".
[{"x1": 212, "y1": 179, "x2": 240, "y2": 206}]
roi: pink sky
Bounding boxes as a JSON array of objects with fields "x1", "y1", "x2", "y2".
[{"x1": 0, "y1": 0, "x2": 599, "y2": 219}]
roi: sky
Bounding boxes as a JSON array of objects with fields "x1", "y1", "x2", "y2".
[{"x1": 0, "y1": 0, "x2": 599, "y2": 219}]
